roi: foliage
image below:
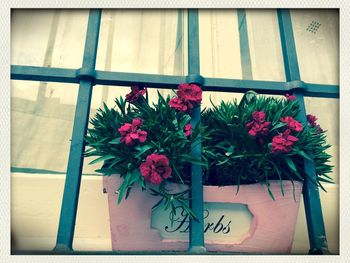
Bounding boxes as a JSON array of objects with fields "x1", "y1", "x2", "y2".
[
  {"x1": 85, "y1": 90, "x2": 204, "y2": 219},
  {"x1": 201, "y1": 91, "x2": 333, "y2": 199},
  {"x1": 85, "y1": 87, "x2": 333, "y2": 219}
]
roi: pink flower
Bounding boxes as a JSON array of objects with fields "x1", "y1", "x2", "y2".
[
  {"x1": 169, "y1": 83, "x2": 202, "y2": 113},
  {"x1": 125, "y1": 85, "x2": 146, "y2": 103},
  {"x1": 183, "y1": 124, "x2": 192, "y2": 137},
  {"x1": 280, "y1": 116, "x2": 303, "y2": 132},
  {"x1": 271, "y1": 129, "x2": 299, "y2": 153},
  {"x1": 285, "y1": 93, "x2": 297, "y2": 101},
  {"x1": 246, "y1": 111, "x2": 271, "y2": 137},
  {"x1": 139, "y1": 154, "x2": 172, "y2": 185},
  {"x1": 118, "y1": 117, "x2": 147, "y2": 146}
]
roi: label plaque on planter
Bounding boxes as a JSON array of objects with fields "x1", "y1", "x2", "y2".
[{"x1": 151, "y1": 202, "x2": 253, "y2": 244}]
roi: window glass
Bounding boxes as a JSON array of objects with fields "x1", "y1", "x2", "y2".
[
  {"x1": 11, "y1": 80, "x2": 78, "y2": 173},
  {"x1": 199, "y1": 9, "x2": 242, "y2": 79},
  {"x1": 11, "y1": 9, "x2": 88, "y2": 69},
  {"x1": 245, "y1": 9, "x2": 286, "y2": 81},
  {"x1": 96, "y1": 10, "x2": 184, "y2": 75},
  {"x1": 291, "y1": 9, "x2": 339, "y2": 85}
]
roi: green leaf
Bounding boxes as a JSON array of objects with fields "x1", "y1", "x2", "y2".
[
  {"x1": 317, "y1": 177, "x2": 334, "y2": 184},
  {"x1": 285, "y1": 157, "x2": 298, "y2": 173},
  {"x1": 89, "y1": 154, "x2": 115, "y2": 165},
  {"x1": 135, "y1": 145, "x2": 153, "y2": 158},
  {"x1": 107, "y1": 157, "x2": 125, "y2": 168},
  {"x1": 179, "y1": 154, "x2": 207, "y2": 167},
  {"x1": 294, "y1": 150, "x2": 313, "y2": 161},
  {"x1": 270, "y1": 122, "x2": 287, "y2": 132},
  {"x1": 267, "y1": 184, "x2": 276, "y2": 201},
  {"x1": 217, "y1": 158, "x2": 230, "y2": 166},
  {"x1": 95, "y1": 167, "x2": 121, "y2": 175},
  {"x1": 179, "y1": 115, "x2": 192, "y2": 129},
  {"x1": 152, "y1": 198, "x2": 165, "y2": 210},
  {"x1": 109, "y1": 137, "x2": 122, "y2": 144}
]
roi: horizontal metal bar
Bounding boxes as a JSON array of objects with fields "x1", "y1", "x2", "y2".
[
  {"x1": 11, "y1": 65, "x2": 185, "y2": 88},
  {"x1": 204, "y1": 78, "x2": 339, "y2": 98},
  {"x1": 11, "y1": 65, "x2": 339, "y2": 98},
  {"x1": 305, "y1": 83, "x2": 339, "y2": 98},
  {"x1": 11, "y1": 65, "x2": 79, "y2": 84},
  {"x1": 95, "y1": 70, "x2": 185, "y2": 88}
]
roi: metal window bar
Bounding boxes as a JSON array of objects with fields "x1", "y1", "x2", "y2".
[
  {"x1": 53, "y1": 9, "x2": 102, "y2": 252},
  {"x1": 187, "y1": 9, "x2": 206, "y2": 252},
  {"x1": 10, "y1": 8, "x2": 339, "y2": 254},
  {"x1": 277, "y1": 9, "x2": 330, "y2": 254}
]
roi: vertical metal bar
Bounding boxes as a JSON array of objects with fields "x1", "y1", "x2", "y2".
[
  {"x1": 277, "y1": 9, "x2": 329, "y2": 254},
  {"x1": 237, "y1": 9, "x2": 253, "y2": 79},
  {"x1": 54, "y1": 9, "x2": 102, "y2": 251},
  {"x1": 187, "y1": 9, "x2": 206, "y2": 253}
]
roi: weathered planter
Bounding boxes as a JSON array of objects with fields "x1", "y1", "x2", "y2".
[{"x1": 103, "y1": 174, "x2": 303, "y2": 253}]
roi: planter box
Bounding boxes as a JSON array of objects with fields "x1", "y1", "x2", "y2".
[{"x1": 103, "y1": 174, "x2": 303, "y2": 253}]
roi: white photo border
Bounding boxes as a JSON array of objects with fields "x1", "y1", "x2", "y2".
[{"x1": 2, "y1": 1, "x2": 349, "y2": 262}]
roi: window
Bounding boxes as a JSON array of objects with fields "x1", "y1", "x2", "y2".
[{"x1": 11, "y1": 9, "x2": 339, "y2": 254}]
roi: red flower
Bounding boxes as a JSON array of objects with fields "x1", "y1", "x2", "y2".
[
  {"x1": 183, "y1": 124, "x2": 192, "y2": 137},
  {"x1": 280, "y1": 116, "x2": 303, "y2": 132},
  {"x1": 246, "y1": 111, "x2": 271, "y2": 137},
  {"x1": 118, "y1": 117, "x2": 147, "y2": 146},
  {"x1": 246, "y1": 122, "x2": 271, "y2": 137},
  {"x1": 271, "y1": 129, "x2": 299, "y2": 153},
  {"x1": 169, "y1": 97, "x2": 193, "y2": 113},
  {"x1": 177, "y1": 83, "x2": 202, "y2": 104},
  {"x1": 316, "y1": 124, "x2": 323, "y2": 133},
  {"x1": 169, "y1": 83, "x2": 202, "y2": 113},
  {"x1": 307, "y1": 114, "x2": 317, "y2": 127},
  {"x1": 306, "y1": 114, "x2": 323, "y2": 133},
  {"x1": 285, "y1": 93, "x2": 297, "y2": 101},
  {"x1": 125, "y1": 85, "x2": 146, "y2": 103},
  {"x1": 139, "y1": 154, "x2": 172, "y2": 185}
]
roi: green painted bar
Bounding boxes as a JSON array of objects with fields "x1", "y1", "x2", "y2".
[
  {"x1": 187, "y1": 9, "x2": 206, "y2": 253},
  {"x1": 96, "y1": 70, "x2": 185, "y2": 87},
  {"x1": 237, "y1": 9, "x2": 253, "y2": 79},
  {"x1": 11, "y1": 65, "x2": 339, "y2": 98},
  {"x1": 277, "y1": 9, "x2": 329, "y2": 254},
  {"x1": 11, "y1": 65, "x2": 79, "y2": 83},
  {"x1": 54, "y1": 9, "x2": 102, "y2": 252}
]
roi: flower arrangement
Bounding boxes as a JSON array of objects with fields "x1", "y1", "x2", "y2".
[
  {"x1": 201, "y1": 91, "x2": 333, "y2": 199},
  {"x1": 85, "y1": 84, "x2": 333, "y2": 218}
]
